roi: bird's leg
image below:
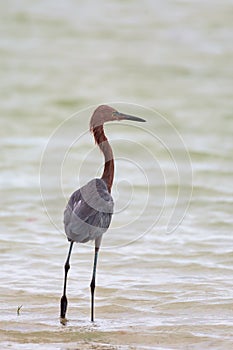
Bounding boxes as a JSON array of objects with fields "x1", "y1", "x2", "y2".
[
  {"x1": 90, "y1": 237, "x2": 102, "y2": 322},
  {"x1": 90, "y1": 247, "x2": 99, "y2": 322},
  {"x1": 60, "y1": 241, "x2": 74, "y2": 323}
]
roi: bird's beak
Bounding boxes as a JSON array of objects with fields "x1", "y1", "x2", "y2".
[{"x1": 113, "y1": 111, "x2": 146, "y2": 122}]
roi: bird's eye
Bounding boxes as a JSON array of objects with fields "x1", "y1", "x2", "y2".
[{"x1": 112, "y1": 111, "x2": 119, "y2": 118}]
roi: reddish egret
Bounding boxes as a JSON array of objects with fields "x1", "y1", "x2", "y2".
[{"x1": 60, "y1": 105, "x2": 146, "y2": 323}]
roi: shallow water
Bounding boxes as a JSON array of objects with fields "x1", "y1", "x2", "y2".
[{"x1": 1, "y1": 1, "x2": 233, "y2": 349}]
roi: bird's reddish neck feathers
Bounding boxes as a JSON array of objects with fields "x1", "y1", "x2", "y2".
[{"x1": 92, "y1": 125, "x2": 114, "y2": 193}]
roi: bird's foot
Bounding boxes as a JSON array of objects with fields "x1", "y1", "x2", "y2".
[
  {"x1": 60, "y1": 317, "x2": 68, "y2": 326},
  {"x1": 60, "y1": 295, "x2": 68, "y2": 320}
]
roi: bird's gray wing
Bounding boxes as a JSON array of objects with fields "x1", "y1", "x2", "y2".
[{"x1": 64, "y1": 178, "x2": 114, "y2": 243}]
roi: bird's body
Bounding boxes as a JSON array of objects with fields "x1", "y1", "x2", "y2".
[
  {"x1": 60, "y1": 105, "x2": 145, "y2": 324},
  {"x1": 64, "y1": 178, "x2": 114, "y2": 244}
]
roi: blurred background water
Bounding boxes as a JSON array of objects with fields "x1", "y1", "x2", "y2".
[{"x1": 1, "y1": 1, "x2": 233, "y2": 349}]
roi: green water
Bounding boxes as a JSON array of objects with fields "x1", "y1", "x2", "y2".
[{"x1": 1, "y1": 1, "x2": 233, "y2": 349}]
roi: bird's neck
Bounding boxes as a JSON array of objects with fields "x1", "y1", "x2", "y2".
[{"x1": 93, "y1": 125, "x2": 114, "y2": 193}]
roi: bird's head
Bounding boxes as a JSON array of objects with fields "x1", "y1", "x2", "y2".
[{"x1": 90, "y1": 105, "x2": 146, "y2": 131}]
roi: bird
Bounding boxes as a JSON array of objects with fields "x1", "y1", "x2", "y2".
[{"x1": 60, "y1": 104, "x2": 146, "y2": 324}]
